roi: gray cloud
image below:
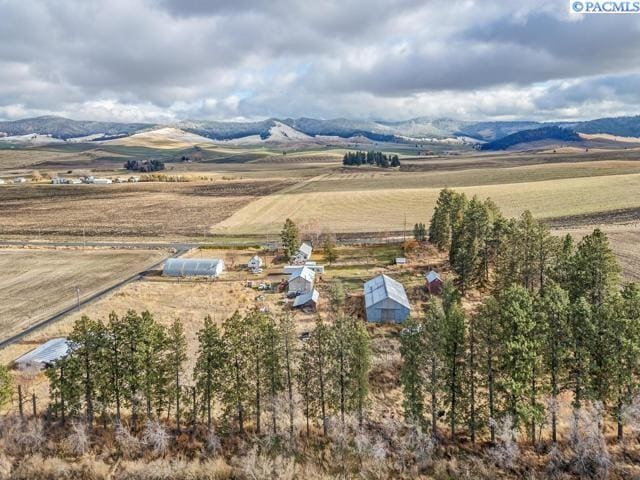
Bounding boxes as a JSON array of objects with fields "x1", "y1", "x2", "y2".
[{"x1": 0, "y1": 0, "x2": 638, "y2": 122}]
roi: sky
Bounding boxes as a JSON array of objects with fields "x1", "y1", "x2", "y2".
[{"x1": 1, "y1": 0, "x2": 639, "y2": 123}]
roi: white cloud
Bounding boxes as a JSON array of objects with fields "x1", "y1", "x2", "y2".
[{"x1": 0, "y1": 0, "x2": 638, "y2": 122}]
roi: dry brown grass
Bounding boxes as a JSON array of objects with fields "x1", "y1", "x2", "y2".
[
  {"x1": 0, "y1": 247, "x2": 167, "y2": 341},
  {"x1": 0, "y1": 180, "x2": 292, "y2": 239},
  {"x1": 214, "y1": 173, "x2": 640, "y2": 235}
]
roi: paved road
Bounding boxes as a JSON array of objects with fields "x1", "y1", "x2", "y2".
[
  {"x1": 0, "y1": 239, "x2": 198, "y2": 250},
  {"x1": 0, "y1": 247, "x2": 188, "y2": 351}
]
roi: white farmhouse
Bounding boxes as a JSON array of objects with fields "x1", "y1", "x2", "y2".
[{"x1": 247, "y1": 255, "x2": 263, "y2": 270}]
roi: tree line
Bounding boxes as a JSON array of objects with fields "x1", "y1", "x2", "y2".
[
  {"x1": 400, "y1": 188, "x2": 640, "y2": 449},
  {"x1": 43, "y1": 309, "x2": 370, "y2": 443},
  {"x1": 343, "y1": 151, "x2": 400, "y2": 168}
]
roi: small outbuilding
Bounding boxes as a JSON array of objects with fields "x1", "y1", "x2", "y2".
[
  {"x1": 364, "y1": 274, "x2": 411, "y2": 323},
  {"x1": 284, "y1": 262, "x2": 325, "y2": 274},
  {"x1": 426, "y1": 270, "x2": 443, "y2": 295},
  {"x1": 395, "y1": 257, "x2": 407, "y2": 265},
  {"x1": 247, "y1": 255, "x2": 263, "y2": 270},
  {"x1": 292, "y1": 242, "x2": 313, "y2": 264},
  {"x1": 288, "y1": 266, "x2": 315, "y2": 294},
  {"x1": 163, "y1": 258, "x2": 225, "y2": 278},
  {"x1": 15, "y1": 338, "x2": 71, "y2": 370},
  {"x1": 293, "y1": 289, "x2": 319, "y2": 310}
]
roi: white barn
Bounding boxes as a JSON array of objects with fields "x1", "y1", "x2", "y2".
[
  {"x1": 364, "y1": 274, "x2": 411, "y2": 323},
  {"x1": 15, "y1": 338, "x2": 71, "y2": 370},
  {"x1": 163, "y1": 258, "x2": 225, "y2": 278},
  {"x1": 288, "y1": 266, "x2": 315, "y2": 294},
  {"x1": 292, "y1": 242, "x2": 313, "y2": 264}
]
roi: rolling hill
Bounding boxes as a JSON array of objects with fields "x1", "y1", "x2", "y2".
[
  {"x1": 2, "y1": 114, "x2": 640, "y2": 149},
  {"x1": 479, "y1": 126, "x2": 582, "y2": 151}
]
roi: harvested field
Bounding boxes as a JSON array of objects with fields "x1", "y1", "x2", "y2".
[
  {"x1": 0, "y1": 247, "x2": 167, "y2": 342},
  {"x1": 309, "y1": 160, "x2": 640, "y2": 193},
  {"x1": 552, "y1": 227, "x2": 640, "y2": 282},
  {"x1": 215, "y1": 172, "x2": 640, "y2": 234},
  {"x1": 0, "y1": 179, "x2": 294, "y2": 238}
]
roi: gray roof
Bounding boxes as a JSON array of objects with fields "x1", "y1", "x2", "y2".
[
  {"x1": 163, "y1": 258, "x2": 224, "y2": 277},
  {"x1": 364, "y1": 274, "x2": 411, "y2": 309},
  {"x1": 289, "y1": 266, "x2": 315, "y2": 283},
  {"x1": 426, "y1": 270, "x2": 442, "y2": 283},
  {"x1": 293, "y1": 289, "x2": 319, "y2": 307},
  {"x1": 15, "y1": 338, "x2": 70, "y2": 367},
  {"x1": 298, "y1": 243, "x2": 313, "y2": 257}
]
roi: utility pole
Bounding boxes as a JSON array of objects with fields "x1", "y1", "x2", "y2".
[
  {"x1": 75, "y1": 286, "x2": 80, "y2": 312},
  {"x1": 403, "y1": 214, "x2": 407, "y2": 243}
]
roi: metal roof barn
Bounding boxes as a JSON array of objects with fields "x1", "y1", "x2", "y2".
[
  {"x1": 426, "y1": 270, "x2": 444, "y2": 295},
  {"x1": 293, "y1": 289, "x2": 319, "y2": 309},
  {"x1": 364, "y1": 274, "x2": 411, "y2": 323},
  {"x1": 15, "y1": 338, "x2": 71, "y2": 369},
  {"x1": 288, "y1": 266, "x2": 315, "y2": 293},
  {"x1": 163, "y1": 258, "x2": 225, "y2": 277},
  {"x1": 298, "y1": 243, "x2": 313, "y2": 258}
]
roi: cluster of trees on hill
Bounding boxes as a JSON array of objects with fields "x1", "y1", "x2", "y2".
[
  {"x1": 43, "y1": 309, "x2": 370, "y2": 444},
  {"x1": 478, "y1": 126, "x2": 581, "y2": 151},
  {"x1": 124, "y1": 159, "x2": 165, "y2": 172},
  {"x1": 399, "y1": 188, "x2": 640, "y2": 474},
  {"x1": 342, "y1": 151, "x2": 400, "y2": 168}
]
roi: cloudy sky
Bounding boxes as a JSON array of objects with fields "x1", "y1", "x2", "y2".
[{"x1": 1, "y1": 0, "x2": 639, "y2": 123}]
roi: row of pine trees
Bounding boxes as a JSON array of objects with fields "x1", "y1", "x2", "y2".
[
  {"x1": 400, "y1": 188, "x2": 640, "y2": 445},
  {"x1": 342, "y1": 150, "x2": 401, "y2": 168},
  {"x1": 45, "y1": 310, "x2": 370, "y2": 442}
]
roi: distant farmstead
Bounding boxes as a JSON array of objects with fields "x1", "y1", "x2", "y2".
[
  {"x1": 163, "y1": 258, "x2": 225, "y2": 278},
  {"x1": 364, "y1": 274, "x2": 411, "y2": 323},
  {"x1": 15, "y1": 338, "x2": 71, "y2": 370}
]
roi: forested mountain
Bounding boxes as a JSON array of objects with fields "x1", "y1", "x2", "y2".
[
  {"x1": 479, "y1": 126, "x2": 582, "y2": 150},
  {"x1": 2, "y1": 114, "x2": 640, "y2": 146}
]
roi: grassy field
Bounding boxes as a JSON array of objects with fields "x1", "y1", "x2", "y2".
[
  {"x1": 215, "y1": 172, "x2": 640, "y2": 234},
  {"x1": 2, "y1": 145, "x2": 640, "y2": 241},
  {"x1": 0, "y1": 180, "x2": 293, "y2": 238},
  {"x1": 0, "y1": 247, "x2": 167, "y2": 342}
]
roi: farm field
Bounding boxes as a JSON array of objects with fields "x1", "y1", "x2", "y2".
[
  {"x1": 0, "y1": 247, "x2": 168, "y2": 342},
  {"x1": 215, "y1": 172, "x2": 640, "y2": 234},
  {"x1": 0, "y1": 179, "x2": 294, "y2": 239}
]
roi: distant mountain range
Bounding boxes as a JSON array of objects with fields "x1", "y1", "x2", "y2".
[{"x1": 2, "y1": 114, "x2": 640, "y2": 150}]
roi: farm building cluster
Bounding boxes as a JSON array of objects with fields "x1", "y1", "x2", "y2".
[{"x1": 11, "y1": 240, "x2": 446, "y2": 371}]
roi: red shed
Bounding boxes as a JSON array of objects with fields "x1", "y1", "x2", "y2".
[{"x1": 426, "y1": 270, "x2": 443, "y2": 295}]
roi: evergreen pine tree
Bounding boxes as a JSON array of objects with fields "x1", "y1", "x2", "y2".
[
  {"x1": 222, "y1": 311, "x2": 252, "y2": 434},
  {"x1": 67, "y1": 315, "x2": 106, "y2": 427},
  {"x1": 281, "y1": 218, "x2": 300, "y2": 260},
  {"x1": 193, "y1": 315, "x2": 225, "y2": 429},
  {"x1": 399, "y1": 320, "x2": 426, "y2": 426},
  {"x1": 537, "y1": 282, "x2": 570, "y2": 444},
  {"x1": 167, "y1": 318, "x2": 187, "y2": 432},
  {"x1": 438, "y1": 281, "x2": 467, "y2": 440}
]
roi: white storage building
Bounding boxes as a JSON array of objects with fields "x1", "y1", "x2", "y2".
[
  {"x1": 163, "y1": 258, "x2": 225, "y2": 278},
  {"x1": 15, "y1": 338, "x2": 71, "y2": 370},
  {"x1": 364, "y1": 274, "x2": 411, "y2": 323},
  {"x1": 288, "y1": 266, "x2": 315, "y2": 294}
]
